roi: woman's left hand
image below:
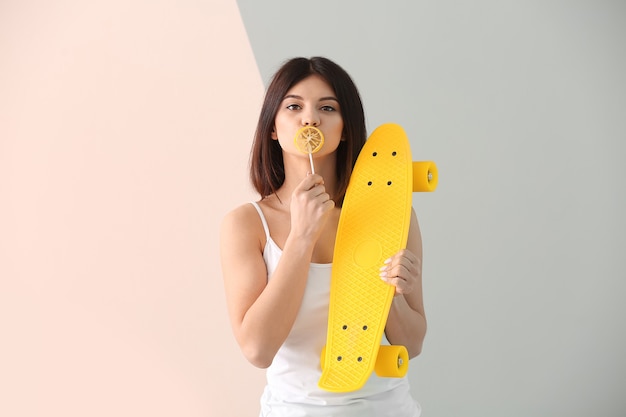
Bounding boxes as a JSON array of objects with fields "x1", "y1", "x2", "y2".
[{"x1": 379, "y1": 249, "x2": 421, "y2": 296}]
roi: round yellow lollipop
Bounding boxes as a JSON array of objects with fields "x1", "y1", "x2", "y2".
[{"x1": 294, "y1": 126, "x2": 325, "y2": 174}]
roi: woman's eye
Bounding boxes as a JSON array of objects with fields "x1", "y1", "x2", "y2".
[
  {"x1": 320, "y1": 105, "x2": 336, "y2": 112},
  {"x1": 286, "y1": 104, "x2": 301, "y2": 110}
]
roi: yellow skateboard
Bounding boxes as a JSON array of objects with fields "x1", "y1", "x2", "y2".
[{"x1": 318, "y1": 123, "x2": 438, "y2": 393}]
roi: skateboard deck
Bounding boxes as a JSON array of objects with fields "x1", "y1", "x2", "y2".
[{"x1": 318, "y1": 123, "x2": 437, "y2": 393}]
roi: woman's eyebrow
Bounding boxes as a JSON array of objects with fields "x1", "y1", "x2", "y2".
[{"x1": 282, "y1": 94, "x2": 339, "y2": 102}]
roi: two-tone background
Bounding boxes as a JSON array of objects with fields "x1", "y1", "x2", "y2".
[{"x1": 1, "y1": 1, "x2": 624, "y2": 416}]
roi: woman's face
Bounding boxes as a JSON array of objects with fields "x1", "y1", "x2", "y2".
[{"x1": 271, "y1": 74, "x2": 344, "y2": 161}]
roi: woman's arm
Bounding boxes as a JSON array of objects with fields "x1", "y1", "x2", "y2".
[
  {"x1": 220, "y1": 174, "x2": 334, "y2": 368},
  {"x1": 381, "y1": 208, "x2": 427, "y2": 358}
]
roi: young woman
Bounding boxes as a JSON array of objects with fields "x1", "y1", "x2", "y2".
[{"x1": 220, "y1": 57, "x2": 426, "y2": 416}]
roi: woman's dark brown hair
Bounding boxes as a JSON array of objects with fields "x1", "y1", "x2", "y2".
[{"x1": 249, "y1": 56, "x2": 366, "y2": 206}]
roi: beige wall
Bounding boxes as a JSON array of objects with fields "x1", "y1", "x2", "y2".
[{"x1": 1, "y1": 1, "x2": 265, "y2": 415}]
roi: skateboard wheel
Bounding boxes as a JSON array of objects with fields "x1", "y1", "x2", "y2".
[
  {"x1": 374, "y1": 345, "x2": 409, "y2": 378},
  {"x1": 412, "y1": 161, "x2": 438, "y2": 192}
]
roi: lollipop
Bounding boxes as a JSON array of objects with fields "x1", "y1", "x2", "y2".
[{"x1": 294, "y1": 126, "x2": 325, "y2": 174}]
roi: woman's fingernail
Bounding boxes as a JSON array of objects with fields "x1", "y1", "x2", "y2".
[
  {"x1": 384, "y1": 258, "x2": 391, "y2": 264},
  {"x1": 380, "y1": 271, "x2": 387, "y2": 278}
]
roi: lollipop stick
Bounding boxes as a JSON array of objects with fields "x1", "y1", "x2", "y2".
[{"x1": 309, "y1": 152, "x2": 315, "y2": 174}]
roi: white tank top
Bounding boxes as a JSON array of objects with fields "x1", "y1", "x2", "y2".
[{"x1": 251, "y1": 202, "x2": 421, "y2": 417}]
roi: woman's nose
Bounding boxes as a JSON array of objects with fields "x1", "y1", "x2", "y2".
[{"x1": 302, "y1": 109, "x2": 320, "y2": 126}]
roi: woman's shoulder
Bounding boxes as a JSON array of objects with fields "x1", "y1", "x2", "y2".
[
  {"x1": 222, "y1": 201, "x2": 261, "y2": 230},
  {"x1": 220, "y1": 201, "x2": 268, "y2": 253}
]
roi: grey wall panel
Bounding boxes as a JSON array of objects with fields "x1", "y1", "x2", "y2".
[{"x1": 237, "y1": 1, "x2": 626, "y2": 415}]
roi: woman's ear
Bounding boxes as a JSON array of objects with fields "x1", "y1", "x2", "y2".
[{"x1": 271, "y1": 128, "x2": 278, "y2": 140}]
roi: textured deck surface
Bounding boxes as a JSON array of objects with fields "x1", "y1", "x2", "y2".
[{"x1": 318, "y1": 123, "x2": 413, "y2": 392}]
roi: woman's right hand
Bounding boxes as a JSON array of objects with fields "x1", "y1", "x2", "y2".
[{"x1": 289, "y1": 173, "x2": 335, "y2": 242}]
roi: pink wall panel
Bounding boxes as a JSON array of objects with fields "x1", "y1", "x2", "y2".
[{"x1": 0, "y1": 1, "x2": 265, "y2": 416}]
